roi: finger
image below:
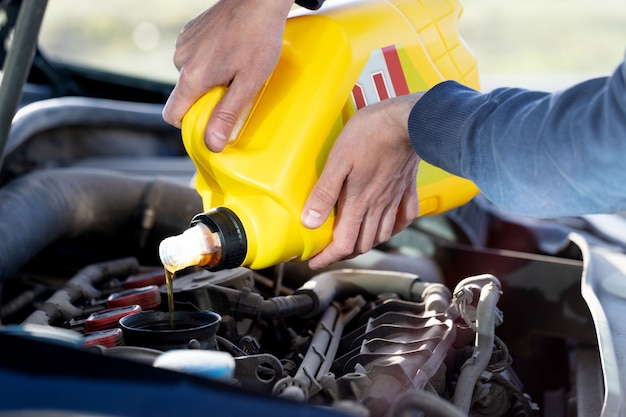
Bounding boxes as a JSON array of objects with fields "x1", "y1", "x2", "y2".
[
  {"x1": 307, "y1": 192, "x2": 366, "y2": 269},
  {"x1": 204, "y1": 80, "x2": 259, "y2": 152},
  {"x1": 162, "y1": 79, "x2": 203, "y2": 129},
  {"x1": 352, "y1": 197, "x2": 386, "y2": 255},
  {"x1": 301, "y1": 157, "x2": 351, "y2": 229},
  {"x1": 374, "y1": 199, "x2": 402, "y2": 246},
  {"x1": 392, "y1": 180, "x2": 419, "y2": 236},
  {"x1": 307, "y1": 222, "x2": 361, "y2": 270}
]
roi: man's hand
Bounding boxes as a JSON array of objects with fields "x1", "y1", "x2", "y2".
[
  {"x1": 301, "y1": 93, "x2": 424, "y2": 269},
  {"x1": 162, "y1": 0, "x2": 294, "y2": 152}
]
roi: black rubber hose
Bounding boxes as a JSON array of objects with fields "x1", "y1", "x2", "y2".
[
  {"x1": 293, "y1": 269, "x2": 449, "y2": 318},
  {"x1": 258, "y1": 294, "x2": 316, "y2": 319},
  {"x1": 23, "y1": 257, "x2": 141, "y2": 325},
  {"x1": 257, "y1": 269, "x2": 449, "y2": 320},
  {"x1": 0, "y1": 167, "x2": 203, "y2": 281}
]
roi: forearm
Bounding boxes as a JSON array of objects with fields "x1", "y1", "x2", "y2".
[{"x1": 408, "y1": 58, "x2": 626, "y2": 217}]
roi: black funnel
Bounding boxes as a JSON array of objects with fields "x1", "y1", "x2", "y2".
[{"x1": 119, "y1": 310, "x2": 220, "y2": 351}]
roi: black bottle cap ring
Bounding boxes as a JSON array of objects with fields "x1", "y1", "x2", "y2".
[{"x1": 190, "y1": 207, "x2": 247, "y2": 271}]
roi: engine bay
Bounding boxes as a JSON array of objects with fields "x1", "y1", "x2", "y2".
[{"x1": 0, "y1": 96, "x2": 616, "y2": 415}]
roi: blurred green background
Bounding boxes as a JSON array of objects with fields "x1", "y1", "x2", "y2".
[
  {"x1": 39, "y1": 0, "x2": 625, "y2": 92},
  {"x1": 460, "y1": 0, "x2": 625, "y2": 90}
]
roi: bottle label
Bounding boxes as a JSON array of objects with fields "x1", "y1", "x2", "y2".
[{"x1": 350, "y1": 44, "x2": 428, "y2": 110}]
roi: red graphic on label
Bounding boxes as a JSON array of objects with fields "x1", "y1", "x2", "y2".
[
  {"x1": 372, "y1": 72, "x2": 390, "y2": 101},
  {"x1": 382, "y1": 45, "x2": 410, "y2": 96},
  {"x1": 351, "y1": 83, "x2": 367, "y2": 109},
  {"x1": 351, "y1": 45, "x2": 410, "y2": 110}
]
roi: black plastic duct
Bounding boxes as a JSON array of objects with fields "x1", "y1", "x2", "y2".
[
  {"x1": 0, "y1": 167, "x2": 203, "y2": 281},
  {"x1": 6, "y1": 97, "x2": 178, "y2": 157}
]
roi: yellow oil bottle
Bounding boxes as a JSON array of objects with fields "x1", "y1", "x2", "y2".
[{"x1": 159, "y1": 0, "x2": 480, "y2": 273}]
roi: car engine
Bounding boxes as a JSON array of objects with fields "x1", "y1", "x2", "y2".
[
  {"x1": 6, "y1": 252, "x2": 527, "y2": 417},
  {"x1": 0, "y1": 96, "x2": 622, "y2": 417}
]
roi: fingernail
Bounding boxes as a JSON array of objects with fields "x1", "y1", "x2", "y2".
[
  {"x1": 161, "y1": 104, "x2": 181, "y2": 129},
  {"x1": 308, "y1": 262, "x2": 321, "y2": 271},
  {"x1": 302, "y1": 209, "x2": 322, "y2": 228},
  {"x1": 207, "y1": 130, "x2": 227, "y2": 151}
]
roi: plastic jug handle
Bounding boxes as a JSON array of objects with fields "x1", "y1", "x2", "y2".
[
  {"x1": 182, "y1": 86, "x2": 255, "y2": 147},
  {"x1": 181, "y1": 86, "x2": 228, "y2": 144}
]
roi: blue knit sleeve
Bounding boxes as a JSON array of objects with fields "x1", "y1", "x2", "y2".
[{"x1": 408, "y1": 58, "x2": 626, "y2": 217}]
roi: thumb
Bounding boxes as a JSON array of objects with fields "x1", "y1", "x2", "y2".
[
  {"x1": 301, "y1": 170, "x2": 344, "y2": 229},
  {"x1": 205, "y1": 85, "x2": 256, "y2": 152}
]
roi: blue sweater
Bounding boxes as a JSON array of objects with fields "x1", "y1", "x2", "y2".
[{"x1": 408, "y1": 57, "x2": 626, "y2": 218}]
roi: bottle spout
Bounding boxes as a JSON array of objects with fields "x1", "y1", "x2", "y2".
[{"x1": 159, "y1": 223, "x2": 222, "y2": 273}]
